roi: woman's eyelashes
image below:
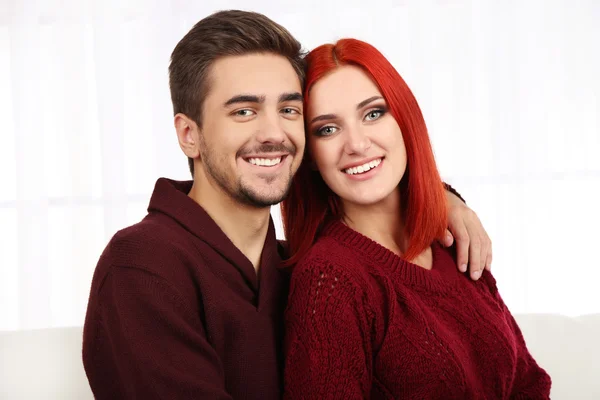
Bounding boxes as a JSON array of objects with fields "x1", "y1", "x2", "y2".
[
  {"x1": 313, "y1": 106, "x2": 388, "y2": 137},
  {"x1": 315, "y1": 125, "x2": 339, "y2": 137},
  {"x1": 364, "y1": 106, "x2": 387, "y2": 122}
]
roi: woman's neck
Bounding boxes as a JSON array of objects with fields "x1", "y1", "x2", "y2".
[
  {"x1": 341, "y1": 190, "x2": 408, "y2": 256},
  {"x1": 341, "y1": 190, "x2": 433, "y2": 269}
]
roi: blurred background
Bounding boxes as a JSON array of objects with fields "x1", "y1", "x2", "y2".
[{"x1": 0, "y1": 0, "x2": 598, "y2": 334}]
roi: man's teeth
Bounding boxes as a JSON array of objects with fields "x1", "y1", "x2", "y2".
[
  {"x1": 344, "y1": 158, "x2": 382, "y2": 175},
  {"x1": 248, "y1": 157, "x2": 282, "y2": 167}
]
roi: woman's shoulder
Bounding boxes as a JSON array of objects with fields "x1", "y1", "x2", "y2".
[
  {"x1": 295, "y1": 235, "x2": 363, "y2": 272},
  {"x1": 291, "y1": 235, "x2": 371, "y2": 292}
]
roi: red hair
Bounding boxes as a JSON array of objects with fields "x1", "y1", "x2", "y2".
[{"x1": 281, "y1": 38, "x2": 447, "y2": 265}]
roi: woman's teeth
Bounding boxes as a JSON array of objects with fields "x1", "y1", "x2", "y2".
[{"x1": 344, "y1": 158, "x2": 382, "y2": 175}]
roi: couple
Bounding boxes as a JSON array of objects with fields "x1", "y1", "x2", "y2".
[{"x1": 82, "y1": 10, "x2": 550, "y2": 400}]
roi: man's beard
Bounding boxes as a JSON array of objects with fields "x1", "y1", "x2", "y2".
[{"x1": 200, "y1": 142, "x2": 296, "y2": 208}]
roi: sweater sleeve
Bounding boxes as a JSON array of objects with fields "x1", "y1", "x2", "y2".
[
  {"x1": 283, "y1": 259, "x2": 373, "y2": 400},
  {"x1": 86, "y1": 266, "x2": 233, "y2": 400},
  {"x1": 482, "y1": 274, "x2": 552, "y2": 399},
  {"x1": 505, "y1": 308, "x2": 552, "y2": 399},
  {"x1": 443, "y1": 182, "x2": 466, "y2": 204}
]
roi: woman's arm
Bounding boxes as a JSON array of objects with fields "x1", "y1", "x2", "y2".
[
  {"x1": 506, "y1": 311, "x2": 552, "y2": 399},
  {"x1": 284, "y1": 260, "x2": 373, "y2": 399}
]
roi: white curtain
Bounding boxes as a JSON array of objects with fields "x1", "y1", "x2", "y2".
[{"x1": 1, "y1": 0, "x2": 598, "y2": 332}]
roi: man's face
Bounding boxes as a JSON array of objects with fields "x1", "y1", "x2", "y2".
[{"x1": 197, "y1": 53, "x2": 305, "y2": 208}]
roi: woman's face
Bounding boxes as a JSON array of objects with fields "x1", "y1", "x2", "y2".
[{"x1": 306, "y1": 65, "x2": 407, "y2": 207}]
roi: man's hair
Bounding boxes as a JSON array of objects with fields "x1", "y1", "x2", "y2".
[{"x1": 169, "y1": 10, "x2": 306, "y2": 176}]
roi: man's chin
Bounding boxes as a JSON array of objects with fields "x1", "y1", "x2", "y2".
[
  {"x1": 240, "y1": 193, "x2": 287, "y2": 208},
  {"x1": 238, "y1": 184, "x2": 290, "y2": 208}
]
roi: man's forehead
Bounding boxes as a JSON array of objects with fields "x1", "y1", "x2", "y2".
[{"x1": 208, "y1": 54, "x2": 301, "y2": 100}]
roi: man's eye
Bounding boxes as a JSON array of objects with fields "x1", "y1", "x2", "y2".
[
  {"x1": 235, "y1": 109, "x2": 255, "y2": 117},
  {"x1": 281, "y1": 108, "x2": 301, "y2": 115}
]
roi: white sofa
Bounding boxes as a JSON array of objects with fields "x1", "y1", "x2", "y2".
[
  {"x1": 1, "y1": 314, "x2": 599, "y2": 399},
  {"x1": 0, "y1": 326, "x2": 93, "y2": 399}
]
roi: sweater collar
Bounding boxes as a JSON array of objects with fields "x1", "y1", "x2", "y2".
[
  {"x1": 321, "y1": 219, "x2": 461, "y2": 292},
  {"x1": 147, "y1": 178, "x2": 280, "y2": 293}
]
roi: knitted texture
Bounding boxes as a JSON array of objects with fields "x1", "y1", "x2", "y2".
[
  {"x1": 444, "y1": 182, "x2": 466, "y2": 204},
  {"x1": 83, "y1": 178, "x2": 287, "y2": 400},
  {"x1": 284, "y1": 220, "x2": 551, "y2": 399}
]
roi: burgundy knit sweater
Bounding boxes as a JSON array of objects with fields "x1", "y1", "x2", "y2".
[
  {"x1": 284, "y1": 220, "x2": 551, "y2": 399},
  {"x1": 83, "y1": 178, "x2": 287, "y2": 399}
]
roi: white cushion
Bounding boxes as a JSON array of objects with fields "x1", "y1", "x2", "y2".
[
  {"x1": 514, "y1": 313, "x2": 600, "y2": 399},
  {"x1": 0, "y1": 326, "x2": 93, "y2": 400}
]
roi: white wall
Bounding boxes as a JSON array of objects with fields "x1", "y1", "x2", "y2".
[{"x1": 0, "y1": 0, "x2": 598, "y2": 331}]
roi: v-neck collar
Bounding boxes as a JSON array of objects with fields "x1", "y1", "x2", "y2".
[{"x1": 147, "y1": 178, "x2": 283, "y2": 301}]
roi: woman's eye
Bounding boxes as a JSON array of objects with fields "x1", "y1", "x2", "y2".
[
  {"x1": 365, "y1": 110, "x2": 383, "y2": 121},
  {"x1": 316, "y1": 126, "x2": 338, "y2": 136}
]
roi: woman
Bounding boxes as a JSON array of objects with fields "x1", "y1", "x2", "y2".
[{"x1": 281, "y1": 39, "x2": 551, "y2": 399}]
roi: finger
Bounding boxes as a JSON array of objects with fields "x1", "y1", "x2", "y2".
[
  {"x1": 442, "y1": 229, "x2": 454, "y2": 247},
  {"x1": 484, "y1": 238, "x2": 493, "y2": 271},
  {"x1": 485, "y1": 251, "x2": 493, "y2": 272},
  {"x1": 476, "y1": 223, "x2": 491, "y2": 272},
  {"x1": 469, "y1": 237, "x2": 482, "y2": 280},
  {"x1": 480, "y1": 237, "x2": 487, "y2": 276},
  {"x1": 453, "y1": 226, "x2": 469, "y2": 273}
]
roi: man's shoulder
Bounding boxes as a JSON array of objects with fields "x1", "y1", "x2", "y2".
[
  {"x1": 92, "y1": 213, "x2": 207, "y2": 290},
  {"x1": 108, "y1": 214, "x2": 195, "y2": 263}
]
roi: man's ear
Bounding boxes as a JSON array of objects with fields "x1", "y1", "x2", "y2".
[{"x1": 175, "y1": 113, "x2": 201, "y2": 160}]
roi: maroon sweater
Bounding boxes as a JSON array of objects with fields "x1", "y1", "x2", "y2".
[
  {"x1": 82, "y1": 178, "x2": 287, "y2": 399},
  {"x1": 284, "y1": 220, "x2": 551, "y2": 399}
]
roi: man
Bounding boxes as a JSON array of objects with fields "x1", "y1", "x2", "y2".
[{"x1": 82, "y1": 10, "x2": 492, "y2": 399}]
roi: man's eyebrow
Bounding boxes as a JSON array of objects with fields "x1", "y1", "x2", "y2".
[
  {"x1": 309, "y1": 113, "x2": 337, "y2": 125},
  {"x1": 357, "y1": 96, "x2": 383, "y2": 110},
  {"x1": 223, "y1": 94, "x2": 266, "y2": 107},
  {"x1": 278, "y1": 92, "x2": 303, "y2": 103}
]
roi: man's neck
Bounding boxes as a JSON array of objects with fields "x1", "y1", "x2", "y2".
[
  {"x1": 342, "y1": 191, "x2": 407, "y2": 256},
  {"x1": 188, "y1": 178, "x2": 271, "y2": 272}
]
